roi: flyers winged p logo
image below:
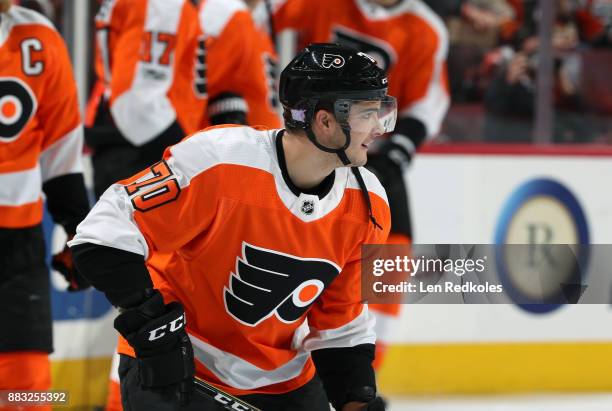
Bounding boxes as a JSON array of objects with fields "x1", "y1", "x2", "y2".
[
  {"x1": 321, "y1": 53, "x2": 345, "y2": 69},
  {"x1": 224, "y1": 243, "x2": 341, "y2": 327},
  {"x1": 0, "y1": 77, "x2": 37, "y2": 142}
]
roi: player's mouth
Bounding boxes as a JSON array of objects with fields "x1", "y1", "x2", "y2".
[{"x1": 361, "y1": 139, "x2": 374, "y2": 149}]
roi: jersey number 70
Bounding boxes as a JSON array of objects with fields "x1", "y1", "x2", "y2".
[{"x1": 124, "y1": 160, "x2": 180, "y2": 212}]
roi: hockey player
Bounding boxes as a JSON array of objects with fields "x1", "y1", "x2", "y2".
[
  {"x1": 85, "y1": 0, "x2": 205, "y2": 199},
  {"x1": 266, "y1": 0, "x2": 450, "y2": 365},
  {"x1": 87, "y1": 0, "x2": 284, "y2": 204},
  {"x1": 70, "y1": 43, "x2": 394, "y2": 411},
  {"x1": 0, "y1": 0, "x2": 90, "y2": 406},
  {"x1": 88, "y1": 1, "x2": 204, "y2": 407},
  {"x1": 200, "y1": 0, "x2": 282, "y2": 128},
  {"x1": 101, "y1": 2, "x2": 283, "y2": 408}
]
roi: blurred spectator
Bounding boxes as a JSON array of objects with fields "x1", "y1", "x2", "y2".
[
  {"x1": 573, "y1": 0, "x2": 612, "y2": 47},
  {"x1": 429, "y1": 0, "x2": 515, "y2": 48},
  {"x1": 482, "y1": 42, "x2": 536, "y2": 142},
  {"x1": 435, "y1": 0, "x2": 519, "y2": 103},
  {"x1": 482, "y1": 16, "x2": 597, "y2": 143},
  {"x1": 462, "y1": 0, "x2": 515, "y2": 31},
  {"x1": 441, "y1": 0, "x2": 611, "y2": 143}
]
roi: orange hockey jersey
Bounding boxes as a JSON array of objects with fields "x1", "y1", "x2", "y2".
[
  {"x1": 88, "y1": 0, "x2": 206, "y2": 145},
  {"x1": 269, "y1": 0, "x2": 449, "y2": 137},
  {"x1": 0, "y1": 6, "x2": 84, "y2": 228},
  {"x1": 71, "y1": 125, "x2": 390, "y2": 395},
  {"x1": 200, "y1": 0, "x2": 282, "y2": 128}
]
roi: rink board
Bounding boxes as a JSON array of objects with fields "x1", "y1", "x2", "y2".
[{"x1": 376, "y1": 145, "x2": 612, "y2": 393}]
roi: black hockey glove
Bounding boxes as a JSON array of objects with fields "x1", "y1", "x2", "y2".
[
  {"x1": 365, "y1": 397, "x2": 386, "y2": 410},
  {"x1": 52, "y1": 235, "x2": 91, "y2": 292},
  {"x1": 114, "y1": 290, "x2": 195, "y2": 406},
  {"x1": 366, "y1": 134, "x2": 414, "y2": 187},
  {"x1": 342, "y1": 387, "x2": 386, "y2": 411}
]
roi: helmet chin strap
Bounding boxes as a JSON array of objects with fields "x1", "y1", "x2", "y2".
[
  {"x1": 304, "y1": 125, "x2": 382, "y2": 230},
  {"x1": 336, "y1": 127, "x2": 352, "y2": 166},
  {"x1": 304, "y1": 125, "x2": 352, "y2": 165}
]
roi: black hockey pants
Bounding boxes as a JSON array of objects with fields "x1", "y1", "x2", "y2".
[{"x1": 118, "y1": 354, "x2": 331, "y2": 411}]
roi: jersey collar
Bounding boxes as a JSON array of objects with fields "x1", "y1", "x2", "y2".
[{"x1": 275, "y1": 130, "x2": 336, "y2": 199}]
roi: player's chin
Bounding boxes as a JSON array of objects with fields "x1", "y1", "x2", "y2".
[{"x1": 350, "y1": 153, "x2": 368, "y2": 167}]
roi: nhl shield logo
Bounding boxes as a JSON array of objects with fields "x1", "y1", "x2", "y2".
[
  {"x1": 301, "y1": 200, "x2": 315, "y2": 215},
  {"x1": 224, "y1": 243, "x2": 341, "y2": 326},
  {"x1": 321, "y1": 53, "x2": 345, "y2": 69}
]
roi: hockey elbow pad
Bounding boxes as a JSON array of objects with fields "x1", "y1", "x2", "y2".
[{"x1": 114, "y1": 290, "x2": 195, "y2": 406}]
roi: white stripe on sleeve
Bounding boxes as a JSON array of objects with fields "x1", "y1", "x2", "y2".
[
  {"x1": 39, "y1": 125, "x2": 84, "y2": 182},
  {"x1": 303, "y1": 305, "x2": 376, "y2": 351}
]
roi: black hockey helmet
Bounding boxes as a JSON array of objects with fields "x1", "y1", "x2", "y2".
[
  {"x1": 279, "y1": 43, "x2": 396, "y2": 165},
  {"x1": 279, "y1": 43, "x2": 396, "y2": 231}
]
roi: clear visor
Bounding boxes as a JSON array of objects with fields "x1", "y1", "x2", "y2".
[{"x1": 335, "y1": 96, "x2": 397, "y2": 134}]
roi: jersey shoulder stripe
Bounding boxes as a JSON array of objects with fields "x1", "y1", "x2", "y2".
[
  {"x1": 199, "y1": 0, "x2": 248, "y2": 38},
  {"x1": 5, "y1": 6, "x2": 55, "y2": 30},
  {"x1": 0, "y1": 6, "x2": 56, "y2": 47},
  {"x1": 167, "y1": 125, "x2": 276, "y2": 187}
]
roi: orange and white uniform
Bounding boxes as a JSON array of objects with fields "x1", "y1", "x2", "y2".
[
  {"x1": 71, "y1": 125, "x2": 390, "y2": 395},
  {"x1": 200, "y1": 0, "x2": 281, "y2": 128},
  {"x1": 268, "y1": 0, "x2": 449, "y2": 138},
  {"x1": 266, "y1": 0, "x2": 450, "y2": 366},
  {"x1": 0, "y1": 6, "x2": 88, "y2": 407},
  {"x1": 0, "y1": 6, "x2": 84, "y2": 228},
  {"x1": 88, "y1": 0, "x2": 205, "y2": 145},
  {"x1": 97, "y1": 2, "x2": 280, "y2": 406}
]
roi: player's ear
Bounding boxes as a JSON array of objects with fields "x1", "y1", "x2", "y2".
[{"x1": 313, "y1": 109, "x2": 336, "y2": 135}]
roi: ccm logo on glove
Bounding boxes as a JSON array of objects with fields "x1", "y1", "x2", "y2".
[{"x1": 149, "y1": 314, "x2": 185, "y2": 341}]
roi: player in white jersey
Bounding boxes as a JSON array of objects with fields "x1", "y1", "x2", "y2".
[{"x1": 71, "y1": 43, "x2": 395, "y2": 411}]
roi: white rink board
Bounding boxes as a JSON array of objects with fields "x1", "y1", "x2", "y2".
[
  {"x1": 390, "y1": 152, "x2": 612, "y2": 344},
  {"x1": 408, "y1": 154, "x2": 612, "y2": 244},
  {"x1": 385, "y1": 304, "x2": 612, "y2": 344}
]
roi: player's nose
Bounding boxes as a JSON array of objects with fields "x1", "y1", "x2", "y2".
[{"x1": 371, "y1": 119, "x2": 385, "y2": 138}]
